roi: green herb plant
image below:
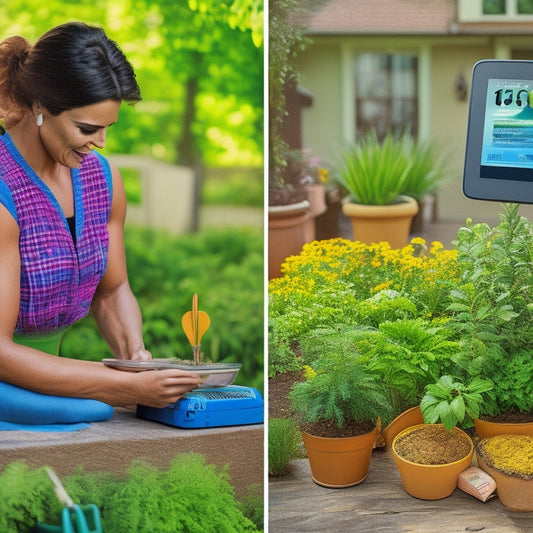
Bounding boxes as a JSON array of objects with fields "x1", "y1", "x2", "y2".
[
  {"x1": 421, "y1": 375, "x2": 493, "y2": 431},
  {"x1": 446, "y1": 203, "x2": 533, "y2": 416}
]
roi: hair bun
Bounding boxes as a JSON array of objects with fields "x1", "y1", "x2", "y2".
[{"x1": 2, "y1": 36, "x2": 31, "y2": 70}]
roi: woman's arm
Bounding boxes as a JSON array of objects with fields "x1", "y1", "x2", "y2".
[
  {"x1": 0, "y1": 203, "x2": 201, "y2": 407},
  {"x1": 91, "y1": 161, "x2": 150, "y2": 360}
]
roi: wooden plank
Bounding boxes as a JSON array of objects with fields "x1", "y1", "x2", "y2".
[{"x1": 269, "y1": 452, "x2": 533, "y2": 532}]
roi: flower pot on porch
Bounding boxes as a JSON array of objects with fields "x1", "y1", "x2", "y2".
[
  {"x1": 268, "y1": 200, "x2": 311, "y2": 279},
  {"x1": 473, "y1": 417, "x2": 533, "y2": 439},
  {"x1": 476, "y1": 435, "x2": 533, "y2": 512},
  {"x1": 342, "y1": 195, "x2": 419, "y2": 249},
  {"x1": 303, "y1": 183, "x2": 327, "y2": 242},
  {"x1": 382, "y1": 406, "x2": 424, "y2": 450},
  {"x1": 302, "y1": 426, "x2": 377, "y2": 488},
  {"x1": 392, "y1": 424, "x2": 473, "y2": 500}
]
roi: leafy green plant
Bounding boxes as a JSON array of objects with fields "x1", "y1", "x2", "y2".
[
  {"x1": 289, "y1": 350, "x2": 393, "y2": 430},
  {"x1": 268, "y1": 418, "x2": 301, "y2": 476},
  {"x1": 335, "y1": 129, "x2": 448, "y2": 206},
  {"x1": 420, "y1": 375, "x2": 493, "y2": 431},
  {"x1": 362, "y1": 319, "x2": 460, "y2": 416},
  {"x1": 446, "y1": 203, "x2": 533, "y2": 415},
  {"x1": 0, "y1": 463, "x2": 53, "y2": 532}
]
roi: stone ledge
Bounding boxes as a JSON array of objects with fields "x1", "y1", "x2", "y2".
[{"x1": 0, "y1": 408, "x2": 263, "y2": 499}]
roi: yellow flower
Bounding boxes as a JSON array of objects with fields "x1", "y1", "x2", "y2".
[{"x1": 303, "y1": 365, "x2": 316, "y2": 379}]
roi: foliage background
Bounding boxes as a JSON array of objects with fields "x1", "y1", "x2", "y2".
[{"x1": 0, "y1": 0, "x2": 263, "y2": 167}]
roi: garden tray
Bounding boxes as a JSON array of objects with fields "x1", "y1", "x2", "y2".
[{"x1": 102, "y1": 359, "x2": 241, "y2": 387}]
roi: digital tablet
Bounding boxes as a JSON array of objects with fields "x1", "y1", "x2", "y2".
[{"x1": 463, "y1": 60, "x2": 533, "y2": 203}]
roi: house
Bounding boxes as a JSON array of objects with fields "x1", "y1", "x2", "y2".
[{"x1": 290, "y1": 0, "x2": 533, "y2": 222}]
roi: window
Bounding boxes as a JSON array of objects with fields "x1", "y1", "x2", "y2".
[
  {"x1": 354, "y1": 53, "x2": 418, "y2": 140},
  {"x1": 483, "y1": 0, "x2": 533, "y2": 15}
]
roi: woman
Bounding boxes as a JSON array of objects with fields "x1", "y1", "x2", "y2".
[{"x1": 0, "y1": 22, "x2": 201, "y2": 420}]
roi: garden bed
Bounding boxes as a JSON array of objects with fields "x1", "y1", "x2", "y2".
[{"x1": 0, "y1": 407, "x2": 263, "y2": 501}]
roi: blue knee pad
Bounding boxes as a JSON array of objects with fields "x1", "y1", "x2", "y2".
[{"x1": 0, "y1": 381, "x2": 113, "y2": 432}]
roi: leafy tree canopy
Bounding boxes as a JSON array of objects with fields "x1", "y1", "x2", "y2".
[{"x1": 0, "y1": 0, "x2": 263, "y2": 166}]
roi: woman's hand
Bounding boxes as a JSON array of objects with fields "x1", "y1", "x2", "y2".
[
  {"x1": 130, "y1": 348, "x2": 152, "y2": 361},
  {"x1": 133, "y1": 369, "x2": 202, "y2": 408}
]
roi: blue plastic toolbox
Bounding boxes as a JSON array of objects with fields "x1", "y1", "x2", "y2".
[{"x1": 136, "y1": 385, "x2": 264, "y2": 428}]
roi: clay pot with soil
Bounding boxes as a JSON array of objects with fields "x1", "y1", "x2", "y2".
[
  {"x1": 476, "y1": 434, "x2": 533, "y2": 512},
  {"x1": 392, "y1": 424, "x2": 473, "y2": 500},
  {"x1": 288, "y1": 352, "x2": 392, "y2": 488}
]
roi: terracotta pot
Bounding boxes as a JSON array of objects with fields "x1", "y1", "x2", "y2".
[
  {"x1": 302, "y1": 426, "x2": 377, "y2": 488},
  {"x1": 382, "y1": 406, "x2": 424, "y2": 450},
  {"x1": 315, "y1": 198, "x2": 341, "y2": 240},
  {"x1": 341, "y1": 195, "x2": 419, "y2": 249},
  {"x1": 268, "y1": 201, "x2": 311, "y2": 279},
  {"x1": 306, "y1": 183, "x2": 327, "y2": 218},
  {"x1": 392, "y1": 424, "x2": 473, "y2": 500},
  {"x1": 303, "y1": 183, "x2": 327, "y2": 242},
  {"x1": 474, "y1": 417, "x2": 533, "y2": 439},
  {"x1": 477, "y1": 455, "x2": 533, "y2": 512}
]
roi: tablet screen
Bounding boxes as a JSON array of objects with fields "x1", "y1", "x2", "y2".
[
  {"x1": 481, "y1": 78, "x2": 533, "y2": 181},
  {"x1": 463, "y1": 60, "x2": 533, "y2": 203}
]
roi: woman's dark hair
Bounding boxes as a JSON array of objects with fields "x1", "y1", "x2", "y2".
[{"x1": 0, "y1": 22, "x2": 141, "y2": 126}]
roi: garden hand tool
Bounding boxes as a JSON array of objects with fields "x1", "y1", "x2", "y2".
[
  {"x1": 37, "y1": 467, "x2": 103, "y2": 533},
  {"x1": 181, "y1": 293, "x2": 210, "y2": 365}
]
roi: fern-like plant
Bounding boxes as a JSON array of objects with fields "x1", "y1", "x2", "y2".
[{"x1": 288, "y1": 350, "x2": 393, "y2": 434}]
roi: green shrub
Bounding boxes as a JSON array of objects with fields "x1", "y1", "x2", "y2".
[
  {"x1": 268, "y1": 418, "x2": 301, "y2": 476},
  {"x1": 0, "y1": 456, "x2": 261, "y2": 533},
  {"x1": 61, "y1": 226, "x2": 263, "y2": 392},
  {"x1": 0, "y1": 463, "x2": 53, "y2": 532},
  {"x1": 203, "y1": 168, "x2": 263, "y2": 207},
  {"x1": 237, "y1": 484, "x2": 264, "y2": 531},
  {"x1": 289, "y1": 351, "x2": 393, "y2": 428}
]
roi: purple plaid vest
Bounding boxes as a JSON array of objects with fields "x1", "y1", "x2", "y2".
[{"x1": 0, "y1": 133, "x2": 112, "y2": 335}]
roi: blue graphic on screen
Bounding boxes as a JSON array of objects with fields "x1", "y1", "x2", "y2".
[{"x1": 481, "y1": 78, "x2": 533, "y2": 177}]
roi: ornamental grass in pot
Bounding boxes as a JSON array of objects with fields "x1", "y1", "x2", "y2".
[
  {"x1": 289, "y1": 351, "x2": 392, "y2": 488},
  {"x1": 335, "y1": 130, "x2": 448, "y2": 247},
  {"x1": 335, "y1": 130, "x2": 418, "y2": 248}
]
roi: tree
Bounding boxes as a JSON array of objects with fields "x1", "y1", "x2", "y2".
[{"x1": 0, "y1": 0, "x2": 263, "y2": 167}]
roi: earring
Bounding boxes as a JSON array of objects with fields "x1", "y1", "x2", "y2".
[{"x1": 36, "y1": 113, "x2": 43, "y2": 127}]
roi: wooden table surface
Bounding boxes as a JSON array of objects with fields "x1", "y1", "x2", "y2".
[{"x1": 268, "y1": 451, "x2": 533, "y2": 532}]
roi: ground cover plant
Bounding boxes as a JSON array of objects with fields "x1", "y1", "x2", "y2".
[
  {"x1": 62, "y1": 226, "x2": 264, "y2": 392},
  {"x1": 0, "y1": 456, "x2": 262, "y2": 532},
  {"x1": 269, "y1": 204, "x2": 533, "y2": 426}
]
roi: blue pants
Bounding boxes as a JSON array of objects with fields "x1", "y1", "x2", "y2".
[{"x1": 0, "y1": 331, "x2": 113, "y2": 431}]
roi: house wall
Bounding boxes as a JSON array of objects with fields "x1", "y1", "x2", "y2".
[
  {"x1": 295, "y1": 35, "x2": 533, "y2": 223},
  {"x1": 296, "y1": 44, "x2": 344, "y2": 156}
]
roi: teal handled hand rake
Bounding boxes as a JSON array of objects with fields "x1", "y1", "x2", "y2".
[{"x1": 36, "y1": 468, "x2": 103, "y2": 533}]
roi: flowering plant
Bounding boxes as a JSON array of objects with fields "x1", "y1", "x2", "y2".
[
  {"x1": 269, "y1": 204, "x2": 533, "y2": 421},
  {"x1": 268, "y1": 237, "x2": 461, "y2": 380}
]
